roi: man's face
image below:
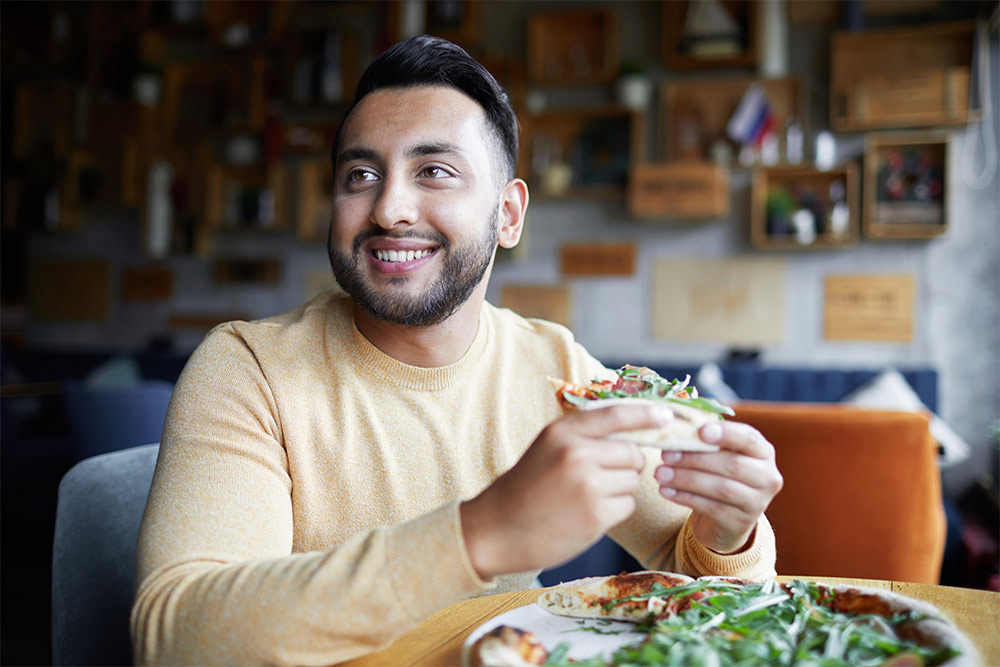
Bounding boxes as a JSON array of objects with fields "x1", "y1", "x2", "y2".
[{"x1": 328, "y1": 85, "x2": 504, "y2": 327}]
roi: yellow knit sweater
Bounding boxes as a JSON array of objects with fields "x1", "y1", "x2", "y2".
[{"x1": 131, "y1": 293, "x2": 776, "y2": 665}]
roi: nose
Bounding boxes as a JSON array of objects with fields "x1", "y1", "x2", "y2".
[{"x1": 370, "y1": 173, "x2": 418, "y2": 230}]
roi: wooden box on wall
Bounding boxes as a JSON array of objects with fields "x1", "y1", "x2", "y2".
[
  {"x1": 662, "y1": 0, "x2": 757, "y2": 71},
  {"x1": 520, "y1": 107, "x2": 645, "y2": 199},
  {"x1": 661, "y1": 77, "x2": 802, "y2": 163},
  {"x1": 527, "y1": 7, "x2": 618, "y2": 85},
  {"x1": 864, "y1": 132, "x2": 949, "y2": 239},
  {"x1": 628, "y1": 163, "x2": 729, "y2": 219},
  {"x1": 751, "y1": 164, "x2": 858, "y2": 250},
  {"x1": 830, "y1": 21, "x2": 974, "y2": 131}
]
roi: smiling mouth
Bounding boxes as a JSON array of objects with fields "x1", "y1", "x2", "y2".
[{"x1": 372, "y1": 248, "x2": 436, "y2": 263}]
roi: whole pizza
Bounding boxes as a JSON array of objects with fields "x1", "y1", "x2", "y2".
[{"x1": 467, "y1": 571, "x2": 979, "y2": 666}]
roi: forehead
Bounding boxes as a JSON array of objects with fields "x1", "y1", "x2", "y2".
[{"x1": 339, "y1": 85, "x2": 490, "y2": 156}]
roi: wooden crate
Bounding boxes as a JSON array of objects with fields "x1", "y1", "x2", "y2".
[
  {"x1": 830, "y1": 21, "x2": 975, "y2": 131},
  {"x1": 751, "y1": 164, "x2": 859, "y2": 250},
  {"x1": 864, "y1": 132, "x2": 949, "y2": 239},
  {"x1": 661, "y1": 77, "x2": 802, "y2": 163},
  {"x1": 520, "y1": 107, "x2": 645, "y2": 199},
  {"x1": 527, "y1": 7, "x2": 618, "y2": 85},
  {"x1": 662, "y1": 0, "x2": 757, "y2": 71},
  {"x1": 628, "y1": 162, "x2": 729, "y2": 219}
]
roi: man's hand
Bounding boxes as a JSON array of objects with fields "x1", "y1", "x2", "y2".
[
  {"x1": 654, "y1": 421, "x2": 783, "y2": 555},
  {"x1": 461, "y1": 405, "x2": 672, "y2": 580}
]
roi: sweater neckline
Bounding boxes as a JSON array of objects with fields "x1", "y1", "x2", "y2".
[{"x1": 347, "y1": 303, "x2": 492, "y2": 391}]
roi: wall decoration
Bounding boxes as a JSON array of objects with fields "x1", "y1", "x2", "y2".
[
  {"x1": 751, "y1": 164, "x2": 858, "y2": 249},
  {"x1": 628, "y1": 162, "x2": 729, "y2": 219},
  {"x1": 520, "y1": 108, "x2": 645, "y2": 199},
  {"x1": 29, "y1": 258, "x2": 111, "y2": 321},
  {"x1": 824, "y1": 275, "x2": 915, "y2": 342},
  {"x1": 501, "y1": 285, "x2": 571, "y2": 328},
  {"x1": 213, "y1": 258, "x2": 282, "y2": 285},
  {"x1": 561, "y1": 242, "x2": 636, "y2": 277},
  {"x1": 528, "y1": 7, "x2": 618, "y2": 85},
  {"x1": 830, "y1": 21, "x2": 974, "y2": 131},
  {"x1": 662, "y1": 0, "x2": 757, "y2": 71},
  {"x1": 651, "y1": 258, "x2": 784, "y2": 344},
  {"x1": 864, "y1": 132, "x2": 949, "y2": 239},
  {"x1": 121, "y1": 266, "x2": 173, "y2": 301},
  {"x1": 661, "y1": 76, "x2": 801, "y2": 164}
]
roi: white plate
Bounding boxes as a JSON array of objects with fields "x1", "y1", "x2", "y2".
[{"x1": 460, "y1": 602, "x2": 645, "y2": 666}]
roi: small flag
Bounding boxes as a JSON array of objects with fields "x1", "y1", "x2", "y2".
[{"x1": 726, "y1": 84, "x2": 776, "y2": 148}]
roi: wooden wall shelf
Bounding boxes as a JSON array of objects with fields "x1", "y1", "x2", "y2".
[
  {"x1": 520, "y1": 107, "x2": 645, "y2": 200},
  {"x1": 830, "y1": 21, "x2": 975, "y2": 131},
  {"x1": 751, "y1": 164, "x2": 859, "y2": 250},
  {"x1": 661, "y1": 77, "x2": 803, "y2": 163},
  {"x1": 864, "y1": 132, "x2": 949, "y2": 240},
  {"x1": 662, "y1": 0, "x2": 757, "y2": 71},
  {"x1": 527, "y1": 7, "x2": 618, "y2": 85}
]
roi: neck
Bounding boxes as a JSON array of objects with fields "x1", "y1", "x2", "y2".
[{"x1": 351, "y1": 285, "x2": 488, "y2": 368}]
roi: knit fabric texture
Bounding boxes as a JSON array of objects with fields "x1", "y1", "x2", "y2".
[{"x1": 131, "y1": 293, "x2": 776, "y2": 665}]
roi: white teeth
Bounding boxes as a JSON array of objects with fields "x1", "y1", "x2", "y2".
[{"x1": 374, "y1": 248, "x2": 432, "y2": 262}]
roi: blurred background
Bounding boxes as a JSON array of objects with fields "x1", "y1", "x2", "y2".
[{"x1": 2, "y1": 1, "x2": 998, "y2": 663}]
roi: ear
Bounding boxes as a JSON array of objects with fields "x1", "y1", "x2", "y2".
[{"x1": 497, "y1": 178, "x2": 529, "y2": 249}]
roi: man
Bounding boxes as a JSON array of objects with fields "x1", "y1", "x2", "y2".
[{"x1": 132, "y1": 36, "x2": 782, "y2": 665}]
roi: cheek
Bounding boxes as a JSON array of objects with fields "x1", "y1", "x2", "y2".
[{"x1": 331, "y1": 196, "x2": 369, "y2": 242}]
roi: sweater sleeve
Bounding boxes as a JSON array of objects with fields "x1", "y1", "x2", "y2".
[{"x1": 130, "y1": 327, "x2": 495, "y2": 666}]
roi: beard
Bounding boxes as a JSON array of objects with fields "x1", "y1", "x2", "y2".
[{"x1": 328, "y1": 214, "x2": 498, "y2": 327}]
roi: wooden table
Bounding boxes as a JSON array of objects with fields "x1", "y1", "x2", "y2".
[{"x1": 343, "y1": 576, "x2": 999, "y2": 666}]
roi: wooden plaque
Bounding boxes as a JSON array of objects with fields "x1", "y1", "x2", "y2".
[
  {"x1": 824, "y1": 275, "x2": 915, "y2": 342},
  {"x1": 560, "y1": 242, "x2": 636, "y2": 277},
  {"x1": 501, "y1": 285, "x2": 571, "y2": 328},
  {"x1": 121, "y1": 267, "x2": 174, "y2": 301},
  {"x1": 30, "y1": 258, "x2": 111, "y2": 321},
  {"x1": 628, "y1": 163, "x2": 729, "y2": 219}
]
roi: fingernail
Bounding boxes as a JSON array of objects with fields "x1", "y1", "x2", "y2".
[
  {"x1": 655, "y1": 466, "x2": 674, "y2": 483},
  {"x1": 659, "y1": 487, "x2": 676, "y2": 498},
  {"x1": 701, "y1": 422, "x2": 723, "y2": 443},
  {"x1": 651, "y1": 407, "x2": 674, "y2": 424},
  {"x1": 662, "y1": 451, "x2": 682, "y2": 464}
]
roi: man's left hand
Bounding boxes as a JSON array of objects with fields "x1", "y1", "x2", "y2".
[{"x1": 654, "y1": 421, "x2": 783, "y2": 555}]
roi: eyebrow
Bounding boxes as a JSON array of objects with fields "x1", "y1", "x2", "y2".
[{"x1": 337, "y1": 142, "x2": 466, "y2": 166}]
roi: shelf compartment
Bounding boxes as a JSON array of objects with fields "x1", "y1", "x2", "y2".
[
  {"x1": 863, "y1": 132, "x2": 949, "y2": 240},
  {"x1": 751, "y1": 164, "x2": 858, "y2": 250}
]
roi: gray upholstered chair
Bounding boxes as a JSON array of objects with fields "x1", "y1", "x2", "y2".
[{"x1": 52, "y1": 443, "x2": 159, "y2": 666}]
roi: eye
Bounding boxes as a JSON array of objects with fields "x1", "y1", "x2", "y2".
[
  {"x1": 418, "y1": 165, "x2": 452, "y2": 179},
  {"x1": 347, "y1": 168, "x2": 378, "y2": 183}
]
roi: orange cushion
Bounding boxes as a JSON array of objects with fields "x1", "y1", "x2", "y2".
[{"x1": 733, "y1": 401, "x2": 945, "y2": 584}]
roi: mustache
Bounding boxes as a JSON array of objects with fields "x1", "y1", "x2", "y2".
[{"x1": 351, "y1": 228, "x2": 450, "y2": 255}]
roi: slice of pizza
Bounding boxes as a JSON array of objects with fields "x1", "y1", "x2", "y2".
[
  {"x1": 551, "y1": 365, "x2": 735, "y2": 452},
  {"x1": 467, "y1": 625, "x2": 547, "y2": 667},
  {"x1": 536, "y1": 570, "x2": 696, "y2": 622}
]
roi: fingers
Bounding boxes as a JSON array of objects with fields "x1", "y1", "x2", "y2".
[
  {"x1": 696, "y1": 421, "x2": 773, "y2": 459},
  {"x1": 589, "y1": 440, "x2": 646, "y2": 471}
]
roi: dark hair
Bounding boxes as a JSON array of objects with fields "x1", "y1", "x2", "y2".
[{"x1": 331, "y1": 35, "x2": 519, "y2": 181}]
